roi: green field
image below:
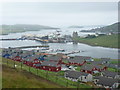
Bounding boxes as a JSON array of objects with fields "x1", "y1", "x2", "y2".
[{"x1": 73, "y1": 34, "x2": 119, "y2": 48}]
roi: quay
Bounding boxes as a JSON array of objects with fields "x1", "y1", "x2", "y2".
[{"x1": 10, "y1": 45, "x2": 49, "y2": 49}]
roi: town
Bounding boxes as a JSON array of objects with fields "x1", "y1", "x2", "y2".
[{"x1": 1, "y1": 47, "x2": 120, "y2": 89}]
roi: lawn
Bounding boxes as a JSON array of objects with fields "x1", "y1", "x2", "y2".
[{"x1": 73, "y1": 34, "x2": 119, "y2": 48}]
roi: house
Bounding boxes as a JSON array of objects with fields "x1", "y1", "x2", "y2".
[
  {"x1": 35, "y1": 55, "x2": 46, "y2": 61},
  {"x1": 40, "y1": 61, "x2": 61, "y2": 72},
  {"x1": 93, "y1": 76, "x2": 119, "y2": 88},
  {"x1": 61, "y1": 64, "x2": 70, "y2": 71},
  {"x1": 2, "y1": 52, "x2": 11, "y2": 59},
  {"x1": 23, "y1": 56, "x2": 39, "y2": 66},
  {"x1": 67, "y1": 56, "x2": 86, "y2": 66},
  {"x1": 101, "y1": 71, "x2": 120, "y2": 79},
  {"x1": 44, "y1": 55, "x2": 62, "y2": 62},
  {"x1": 107, "y1": 63, "x2": 120, "y2": 70},
  {"x1": 79, "y1": 56, "x2": 94, "y2": 62},
  {"x1": 91, "y1": 58, "x2": 111, "y2": 65},
  {"x1": 81, "y1": 64, "x2": 95, "y2": 74},
  {"x1": 100, "y1": 58, "x2": 111, "y2": 64},
  {"x1": 64, "y1": 71, "x2": 93, "y2": 82},
  {"x1": 10, "y1": 53, "x2": 23, "y2": 62},
  {"x1": 81, "y1": 64, "x2": 107, "y2": 74},
  {"x1": 61, "y1": 64, "x2": 76, "y2": 71},
  {"x1": 19, "y1": 53, "x2": 30, "y2": 59},
  {"x1": 33, "y1": 63, "x2": 41, "y2": 68}
]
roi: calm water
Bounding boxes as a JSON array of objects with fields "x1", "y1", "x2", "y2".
[{"x1": 0, "y1": 27, "x2": 119, "y2": 59}]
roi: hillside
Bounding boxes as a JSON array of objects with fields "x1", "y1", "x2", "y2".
[
  {"x1": 73, "y1": 34, "x2": 119, "y2": 48},
  {"x1": 2, "y1": 65, "x2": 62, "y2": 88},
  {"x1": 81, "y1": 22, "x2": 119, "y2": 33},
  {"x1": 0, "y1": 24, "x2": 59, "y2": 35}
]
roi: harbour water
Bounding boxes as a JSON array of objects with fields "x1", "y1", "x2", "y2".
[{"x1": 0, "y1": 27, "x2": 119, "y2": 59}]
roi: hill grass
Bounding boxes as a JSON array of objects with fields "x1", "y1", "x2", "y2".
[
  {"x1": 2, "y1": 64, "x2": 62, "y2": 88},
  {"x1": 73, "y1": 34, "x2": 119, "y2": 48}
]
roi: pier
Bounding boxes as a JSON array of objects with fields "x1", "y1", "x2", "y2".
[
  {"x1": 64, "y1": 51, "x2": 81, "y2": 55},
  {"x1": 10, "y1": 45, "x2": 49, "y2": 49}
]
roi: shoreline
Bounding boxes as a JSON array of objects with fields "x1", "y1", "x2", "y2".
[{"x1": 77, "y1": 42, "x2": 119, "y2": 49}]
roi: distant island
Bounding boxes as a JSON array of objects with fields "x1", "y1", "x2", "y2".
[
  {"x1": 0, "y1": 24, "x2": 59, "y2": 35},
  {"x1": 68, "y1": 26, "x2": 84, "y2": 28},
  {"x1": 80, "y1": 22, "x2": 119, "y2": 34}
]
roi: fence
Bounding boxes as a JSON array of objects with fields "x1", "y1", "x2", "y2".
[{"x1": 2, "y1": 58, "x2": 90, "y2": 88}]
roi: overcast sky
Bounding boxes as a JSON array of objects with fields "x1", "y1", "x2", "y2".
[{"x1": 1, "y1": 2, "x2": 118, "y2": 27}]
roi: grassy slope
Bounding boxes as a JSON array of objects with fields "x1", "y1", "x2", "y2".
[
  {"x1": 73, "y1": 34, "x2": 119, "y2": 48},
  {"x1": 2, "y1": 64, "x2": 62, "y2": 88}
]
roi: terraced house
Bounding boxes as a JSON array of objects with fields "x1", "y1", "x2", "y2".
[
  {"x1": 64, "y1": 71, "x2": 93, "y2": 82},
  {"x1": 93, "y1": 76, "x2": 119, "y2": 88},
  {"x1": 81, "y1": 64, "x2": 107, "y2": 74},
  {"x1": 101, "y1": 71, "x2": 120, "y2": 79},
  {"x1": 67, "y1": 56, "x2": 87, "y2": 66},
  {"x1": 40, "y1": 61, "x2": 61, "y2": 72}
]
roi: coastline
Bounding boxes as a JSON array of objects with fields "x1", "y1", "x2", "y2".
[
  {"x1": 77, "y1": 42, "x2": 119, "y2": 49},
  {"x1": 72, "y1": 34, "x2": 119, "y2": 49}
]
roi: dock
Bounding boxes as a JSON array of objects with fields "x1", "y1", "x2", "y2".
[
  {"x1": 65, "y1": 51, "x2": 81, "y2": 55},
  {"x1": 10, "y1": 45, "x2": 49, "y2": 49}
]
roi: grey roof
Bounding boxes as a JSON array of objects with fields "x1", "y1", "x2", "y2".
[
  {"x1": 19, "y1": 53, "x2": 30, "y2": 58},
  {"x1": 41, "y1": 61, "x2": 59, "y2": 67},
  {"x1": 108, "y1": 64, "x2": 119, "y2": 69},
  {"x1": 10, "y1": 53, "x2": 19, "y2": 58},
  {"x1": 68, "y1": 60, "x2": 85, "y2": 64},
  {"x1": 23, "y1": 56, "x2": 38, "y2": 61},
  {"x1": 81, "y1": 64, "x2": 95, "y2": 70},
  {"x1": 102, "y1": 71, "x2": 119, "y2": 78},
  {"x1": 65, "y1": 71, "x2": 89, "y2": 79},
  {"x1": 68, "y1": 56, "x2": 86, "y2": 63},
  {"x1": 92, "y1": 58, "x2": 110, "y2": 65},
  {"x1": 94, "y1": 76, "x2": 119, "y2": 87},
  {"x1": 101, "y1": 58, "x2": 111, "y2": 61},
  {"x1": 81, "y1": 64, "x2": 105, "y2": 70},
  {"x1": 44, "y1": 55, "x2": 62, "y2": 61}
]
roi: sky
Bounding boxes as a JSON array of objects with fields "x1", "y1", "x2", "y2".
[{"x1": 0, "y1": 2, "x2": 118, "y2": 27}]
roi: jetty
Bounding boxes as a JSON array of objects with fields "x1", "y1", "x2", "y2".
[
  {"x1": 10, "y1": 45, "x2": 49, "y2": 49},
  {"x1": 65, "y1": 50, "x2": 81, "y2": 55}
]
